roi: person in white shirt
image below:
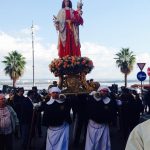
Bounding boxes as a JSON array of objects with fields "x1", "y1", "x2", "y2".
[{"x1": 125, "y1": 119, "x2": 150, "y2": 150}]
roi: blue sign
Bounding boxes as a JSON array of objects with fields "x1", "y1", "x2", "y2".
[{"x1": 137, "y1": 71, "x2": 147, "y2": 81}]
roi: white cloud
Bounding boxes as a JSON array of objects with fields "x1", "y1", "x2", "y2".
[{"x1": 0, "y1": 30, "x2": 150, "y2": 83}]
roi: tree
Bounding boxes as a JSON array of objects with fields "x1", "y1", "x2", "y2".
[
  {"x1": 2, "y1": 50, "x2": 26, "y2": 87},
  {"x1": 114, "y1": 48, "x2": 136, "y2": 87}
]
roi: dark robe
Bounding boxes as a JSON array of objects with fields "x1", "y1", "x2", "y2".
[{"x1": 42, "y1": 99, "x2": 72, "y2": 127}]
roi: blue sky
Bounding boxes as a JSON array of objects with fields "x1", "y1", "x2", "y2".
[{"x1": 0, "y1": 0, "x2": 150, "y2": 82}]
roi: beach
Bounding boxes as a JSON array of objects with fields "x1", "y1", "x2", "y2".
[{"x1": 0, "y1": 78, "x2": 149, "y2": 91}]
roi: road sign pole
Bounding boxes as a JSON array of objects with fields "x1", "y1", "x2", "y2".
[
  {"x1": 137, "y1": 71, "x2": 147, "y2": 100},
  {"x1": 141, "y1": 81, "x2": 143, "y2": 100}
]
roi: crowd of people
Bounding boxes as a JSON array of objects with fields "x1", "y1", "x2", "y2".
[{"x1": 0, "y1": 80, "x2": 148, "y2": 150}]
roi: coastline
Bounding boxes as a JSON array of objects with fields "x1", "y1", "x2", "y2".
[{"x1": 0, "y1": 79, "x2": 149, "y2": 90}]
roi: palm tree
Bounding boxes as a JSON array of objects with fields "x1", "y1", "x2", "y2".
[
  {"x1": 114, "y1": 48, "x2": 136, "y2": 87},
  {"x1": 2, "y1": 50, "x2": 26, "y2": 87}
]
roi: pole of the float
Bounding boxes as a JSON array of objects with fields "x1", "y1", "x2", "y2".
[{"x1": 31, "y1": 22, "x2": 35, "y2": 86}]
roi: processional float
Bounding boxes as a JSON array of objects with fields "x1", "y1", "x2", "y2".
[{"x1": 49, "y1": 0, "x2": 98, "y2": 93}]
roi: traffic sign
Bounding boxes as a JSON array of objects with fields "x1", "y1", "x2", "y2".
[
  {"x1": 147, "y1": 67, "x2": 150, "y2": 76},
  {"x1": 137, "y1": 71, "x2": 147, "y2": 81},
  {"x1": 137, "y1": 63, "x2": 146, "y2": 71}
]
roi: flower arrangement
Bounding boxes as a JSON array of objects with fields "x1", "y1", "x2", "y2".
[{"x1": 49, "y1": 55, "x2": 94, "y2": 77}]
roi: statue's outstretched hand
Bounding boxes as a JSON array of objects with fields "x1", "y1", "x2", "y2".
[
  {"x1": 53, "y1": 15, "x2": 59, "y2": 30},
  {"x1": 78, "y1": 10, "x2": 83, "y2": 15},
  {"x1": 53, "y1": 15, "x2": 59, "y2": 24}
]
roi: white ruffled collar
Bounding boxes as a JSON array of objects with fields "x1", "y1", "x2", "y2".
[
  {"x1": 46, "y1": 98, "x2": 64, "y2": 105},
  {"x1": 93, "y1": 96, "x2": 101, "y2": 102}
]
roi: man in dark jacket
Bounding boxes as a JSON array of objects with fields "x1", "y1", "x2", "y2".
[
  {"x1": 119, "y1": 88, "x2": 143, "y2": 142},
  {"x1": 32, "y1": 86, "x2": 43, "y2": 137},
  {"x1": 71, "y1": 93, "x2": 88, "y2": 147},
  {"x1": 21, "y1": 90, "x2": 34, "y2": 149},
  {"x1": 144, "y1": 90, "x2": 150, "y2": 114}
]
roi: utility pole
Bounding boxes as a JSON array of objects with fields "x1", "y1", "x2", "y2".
[{"x1": 31, "y1": 22, "x2": 35, "y2": 86}]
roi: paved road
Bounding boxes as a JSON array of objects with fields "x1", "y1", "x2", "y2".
[
  {"x1": 13, "y1": 125, "x2": 126, "y2": 150},
  {"x1": 13, "y1": 109, "x2": 150, "y2": 150}
]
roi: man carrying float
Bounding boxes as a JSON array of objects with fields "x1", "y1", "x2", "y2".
[
  {"x1": 85, "y1": 87, "x2": 117, "y2": 150},
  {"x1": 41, "y1": 87, "x2": 72, "y2": 150}
]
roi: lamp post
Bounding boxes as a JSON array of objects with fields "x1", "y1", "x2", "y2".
[{"x1": 31, "y1": 22, "x2": 35, "y2": 86}]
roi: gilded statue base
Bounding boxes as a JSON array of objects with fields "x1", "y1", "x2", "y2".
[
  {"x1": 49, "y1": 55, "x2": 95, "y2": 93},
  {"x1": 58, "y1": 73, "x2": 99, "y2": 93}
]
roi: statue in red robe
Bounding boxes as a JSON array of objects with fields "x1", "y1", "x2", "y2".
[{"x1": 54, "y1": 0, "x2": 83, "y2": 58}]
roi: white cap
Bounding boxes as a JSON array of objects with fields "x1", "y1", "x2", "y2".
[
  {"x1": 48, "y1": 87, "x2": 61, "y2": 94},
  {"x1": 97, "y1": 86, "x2": 110, "y2": 93}
]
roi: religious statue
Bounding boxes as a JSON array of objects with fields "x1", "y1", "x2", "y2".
[
  {"x1": 53, "y1": 0, "x2": 83, "y2": 58},
  {"x1": 50, "y1": 0, "x2": 94, "y2": 92}
]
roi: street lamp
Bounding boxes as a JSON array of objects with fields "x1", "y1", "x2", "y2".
[{"x1": 31, "y1": 22, "x2": 35, "y2": 86}]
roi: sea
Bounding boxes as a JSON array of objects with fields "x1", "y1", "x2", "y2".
[{"x1": 0, "y1": 78, "x2": 149, "y2": 91}]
